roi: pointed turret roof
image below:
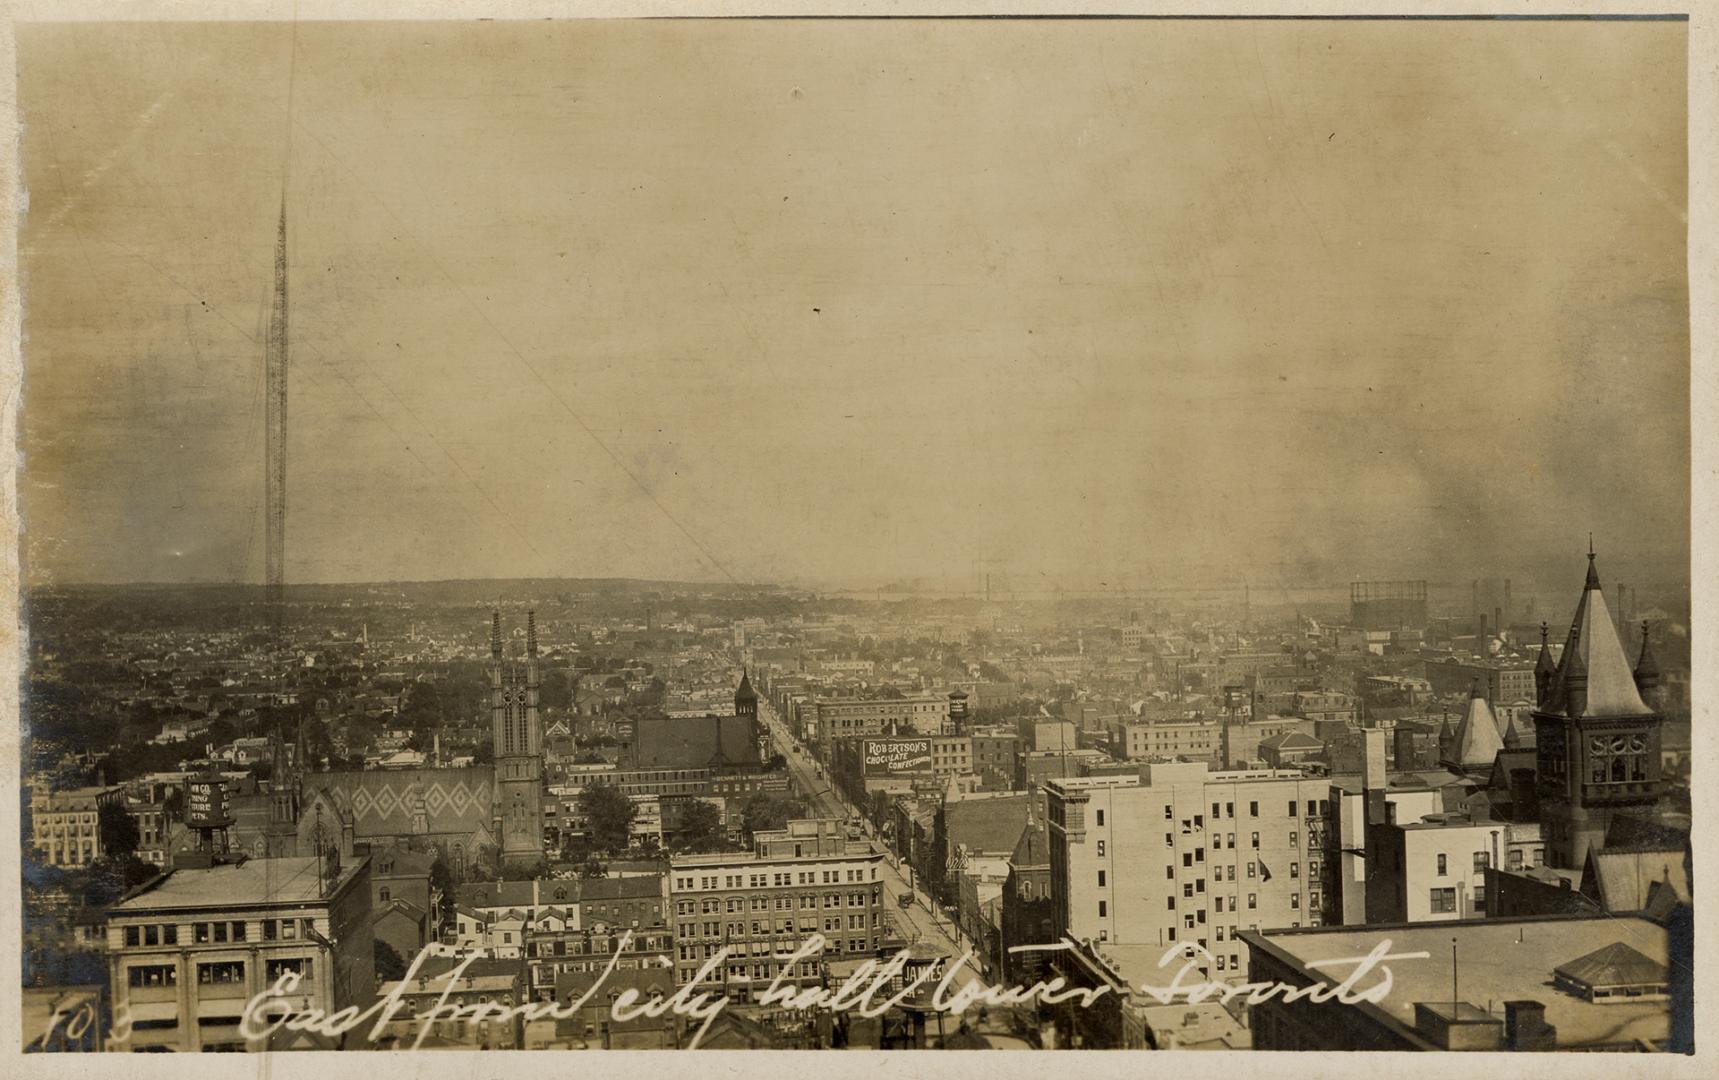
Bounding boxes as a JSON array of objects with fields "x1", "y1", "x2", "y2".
[
  {"x1": 1542, "y1": 548, "x2": 1652, "y2": 719},
  {"x1": 1444, "y1": 683, "x2": 1505, "y2": 771},
  {"x1": 1501, "y1": 711, "x2": 1536, "y2": 750},
  {"x1": 1534, "y1": 622, "x2": 1557, "y2": 676},
  {"x1": 1634, "y1": 622, "x2": 1661, "y2": 684},
  {"x1": 734, "y1": 668, "x2": 758, "y2": 704}
]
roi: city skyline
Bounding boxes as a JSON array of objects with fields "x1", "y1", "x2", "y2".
[{"x1": 18, "y1": 18, "x2": 1690, "y2": 589}]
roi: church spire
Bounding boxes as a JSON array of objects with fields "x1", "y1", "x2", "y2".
[
  {"x1": 490, "y1": 611, "x2": 502, "y2": 659},
  {"x1": 526, "y1": 609, "x2": 538, "y2": 657},
  {"x1": 1585, "y1": 534, "x2": 1600, "y2": 591}
]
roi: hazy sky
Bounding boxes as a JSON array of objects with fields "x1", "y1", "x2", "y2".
[{"x1": 19, "y1": 19, "x2": 1689, "y2": 589}]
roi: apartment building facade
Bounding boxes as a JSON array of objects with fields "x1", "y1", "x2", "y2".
[
  {"x1": 812, "y1": 696, "x2": 951, "y2": 742},
  {"x1": 1045, "y1": 764, "x2": 1334, "y2": 982},
  {"x1": 668, "y1": 819, "x2": 887, "y2": 1003},
  {"x1": 31, "y1": 785, "x2": 124, "y2": 869}
]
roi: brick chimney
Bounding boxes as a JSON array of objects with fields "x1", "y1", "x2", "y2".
[
  {"x1": 1362, "y1": 727, "x2": 1388, "y2": 825},
  {"x1": 1503, "y1": 1000, "x2": 1557, "y2": 1050}
]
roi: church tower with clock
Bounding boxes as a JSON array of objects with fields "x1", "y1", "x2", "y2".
[
  {"x1": 1532, "y1": 545, "x2": 1665, "y2": 870},
  {"x1": 491, "y1": 610, "x2": 546, "y2": 866}
]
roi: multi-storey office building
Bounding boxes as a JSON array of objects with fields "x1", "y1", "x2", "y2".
[
  {"x1": 1045, "y1": 763, "x2": 1334, "y2": 982},
  {"x1": 812, "y1": 696, "x2": 951, "y2": 742},
  {"x1": 1109, "y1": 718, "x2": 1223, "y2": 763},
  {"x1": 105, "y1": 854, "x2": 374, "y2": 1052},
  {"x1": 525, "y1": 926, "x2": 674, "y2": 1001},
  {"x1": 668, "y1": 819, "x2": 887, "y2": 1003}
]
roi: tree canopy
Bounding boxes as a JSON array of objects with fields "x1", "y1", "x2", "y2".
[
  {"x1": 374, "y1": 939, "x2": 407, "y2": 983},
  {"x1": 97, "y1": 801, "x2": 140, "y2": 861},
  {"x1": 739, "y1": 792, "x2": 810, "y2": 842},
  {"x1": 675, "y1": 801, "x2": 727, "y2": 853},
  {"x1": 578, "y1": 783, "x2": 635, "y2": 854}
]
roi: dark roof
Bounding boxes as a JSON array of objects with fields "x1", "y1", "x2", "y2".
[
  {"x1": 1603, "y1": 812, "x2": 1690, "y2": 852},
  {"x1": 1553, "y1": 942, "x2": 1667, "y2": 989},
  {"x1": 410, "y1": 955, "x2": 524, "y2": 982},
  {"x1": 1009, "y1": 817, "x2": 1050, "y2": 869},
  {"x1": 372, "y1": 844, "x2": 436, "y2": 878},
  {"x1": 1259, "y1": 731, "x2": 1323, "y2": 751},
  {"x1": 456, "y1": 880, "x2": 559, "y2": 910},
  {"x1": 579, "y1": 874, "x2": 664, "y2": 901},
  {"x1": 1633, "y1": 624, "x2": 1660, "y2": 681},
  {"x1": 374, "y1": 896, "x2": 427, "y2": 924},
  {"x1": 944, "y1": 792, "x2": 1041, "y2": 856},
  {"x1": 628, "y1": 715, "x2": 758, "y2": 769},
  {"x1": 734, "y1": 670, "x2": 758, "y2": 704}
]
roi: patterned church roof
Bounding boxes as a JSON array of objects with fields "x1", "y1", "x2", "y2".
[{"x1": 311, "y1": 767, "x2": 494, "y2": 838}]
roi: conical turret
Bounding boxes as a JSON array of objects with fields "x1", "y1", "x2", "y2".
[
  {"x1": 1443, "y1": 680, "x2": 1505, "y2": 773},
  {"x1": 1534, "y1": 621, "x2": 1557, "y2": 706},
  {"x1": 1634, "y1": 621, "x2": 1662, "y2": 701},
  {"x1": 1540, "y1": 546, "x2": 1650, "y2": 720}
]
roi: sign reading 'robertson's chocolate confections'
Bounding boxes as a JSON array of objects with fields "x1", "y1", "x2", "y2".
[{"x1": 861, "y1": 737, "x2": 933, "y2": 775}]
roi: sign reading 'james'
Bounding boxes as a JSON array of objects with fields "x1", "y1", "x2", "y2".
[{"x1": 862, "y1": 737, "x2": 933, "y2": 775}]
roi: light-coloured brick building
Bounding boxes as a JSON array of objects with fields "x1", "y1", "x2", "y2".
[{"x1": 1045, "y1": 763, "x2": 1335, "y2": 983}]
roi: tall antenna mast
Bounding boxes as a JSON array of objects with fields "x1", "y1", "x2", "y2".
[
  {"x1": 266, "y1": 23, "x2": 298, "y2": 640},
  {"x1": 265, "y1": 199, "x2": 289, "y2": 632}
]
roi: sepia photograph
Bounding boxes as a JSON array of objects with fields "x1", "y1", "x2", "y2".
[{"x1": 5, "y1": 2, "x2": 1707, "y2": 1067}]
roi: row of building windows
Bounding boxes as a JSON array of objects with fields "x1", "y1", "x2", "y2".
[
  {"x1": 1434, "y1": 852, "x2": 1492, "y2": 876},
  {"x1": 678, "y1": 890, "x2": 876, "y2": 915},
  {"x1": 124, "y1": 958, "x2": 313, "y2": 989},
  {"x1": 1160, "y1": 799, "x2": 1329, "y2": 822},
  {"x1": 123, "y1": 919, "x2": 278, "y2": 947},
  {"x1": 1162, "y1": 830, "x2": 1312, "y2": 854},
  {"x1": 675, "y1": 867, "x2": 875, "y2": 891},
  {"x1": 1428, "y1": 887, "x2": 1486, "y2": 913},
  {"x1": 679, "y1": 912, "x2": 884, "y2": 939}
]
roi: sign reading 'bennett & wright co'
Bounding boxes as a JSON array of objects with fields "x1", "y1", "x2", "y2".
[{"x1": 861, "y1": 737, "x2": 933, "y2": 775}]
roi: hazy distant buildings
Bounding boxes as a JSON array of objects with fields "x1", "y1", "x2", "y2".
[
  {"x1": 1348, "y1": 580, "x2": 1428, "y2": 630},
  {"x1": 1424, "y1": 657, "x2": 1536, "y2": 705}
]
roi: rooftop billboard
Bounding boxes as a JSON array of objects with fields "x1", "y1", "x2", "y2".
[{"x1": 861, "y1": 737, "x2": 933, "y2": 776}]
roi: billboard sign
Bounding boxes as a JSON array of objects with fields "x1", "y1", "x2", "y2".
[
  {"x1": 185, "y1": 779, "x2": 226, "y2": 828},
  {"x1": 862, "y1": 737, "x2": 933, "y2": 776}
]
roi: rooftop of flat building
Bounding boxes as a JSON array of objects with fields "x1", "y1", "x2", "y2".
[
  {"x1": 38, "y1": 785, "x2": 123, "y2": 808},
  {"x1": 1044, "y1": 766, "x2": 1317, "y2": 794},
  {"x1": 1395, "y1": 812, "x2": 1504, "y2": 831},
  {"x1": 112, "y1": 855, "x2": 366, "y2": 912},
  {"x1": 1244, "y1": 914, "x2": 1674, "y2": 1049}
]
